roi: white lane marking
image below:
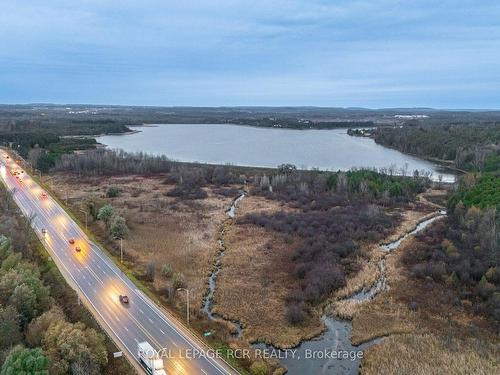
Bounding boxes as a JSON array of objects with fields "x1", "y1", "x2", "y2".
[
  {"x1": 148, "y1": 318, "x2": 153, "y2": 324},
  {"x1": 0, "y1": 161, "x2": 236, "y2": 375},
  {"x1": 160, "y1": 329, "x2": 165, "y2": 335},
  {"x1": 202, "y1": 370, "x2": 208, "y2": 375},
  {"x1": 124, "y1": 327, "x2": 129, "y2": 332},
  {"x1": 139, "y1": 308, "x2": 144, "y2": 314}
]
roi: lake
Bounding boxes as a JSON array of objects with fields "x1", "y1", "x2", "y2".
[{"x1": 96, "y1": 124, "x2": 455, "y2": 182}]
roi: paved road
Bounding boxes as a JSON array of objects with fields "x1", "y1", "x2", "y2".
[{"x1": 0, "y1": 152, "x2": 238, "y2": 375}]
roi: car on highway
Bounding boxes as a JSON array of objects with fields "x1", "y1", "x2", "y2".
[
  {"x1": 40, "y1": 192, "x2": 48, "y2": 199},
  {"x1": 119, "y1": 295, "x2": 129, "y2": 304},
  {"x1": 41, "y1": 228, "x2": 47, "y2": 234},
  {"x1": 75, "y1": 246, "x2": 82, "y2": 252},
  {"x1": 68, "y1": 238, "x2": 75, "y2": 244}
]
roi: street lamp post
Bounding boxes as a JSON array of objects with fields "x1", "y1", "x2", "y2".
[
  {"x1": 177, "y1": 288, "x2": 190, "y2": 325},
  {"x1": 79, "y1": 209, "x2": 88, "y2": 231}
]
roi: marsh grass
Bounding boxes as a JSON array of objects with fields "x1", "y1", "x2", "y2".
[{"x1": 362, "y1": 333, "x2": 499, "y2": 375}]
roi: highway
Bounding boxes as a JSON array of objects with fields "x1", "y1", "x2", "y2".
[{"x1": 0, "y1": 151, "x2": 238, "y2": 375}]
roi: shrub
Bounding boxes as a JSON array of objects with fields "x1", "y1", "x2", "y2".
[
  {"x1": 250, "y1": 360, "x2": 269, "y2": 375},
  {"x1": 172, "y1": 272, "x2": 185, "y2": 290},
  {"x1": 286, "y1": 302, "x2": 306, "y2": 325},
  {"x1": 1, "y1": 345, "x2": 49, "y2": 375},
  {"x1": 145, "y1": 262, "x2": 155, "y2": 282},
  {"x1": 97, "y1": 204, "x2": 114, "y2": 227},
  {"x1": 167, "y1": 185, "x2": 208, "y2": 200},
  {"x1": 161, "y1": 264, "x2": 173, "y2": 278},
  {"x1": 106, "y1": 186, "x2": 121, "y2": 198},
  {"x1": 109, "y1": 214, "x2": 128, "y2": 239}
]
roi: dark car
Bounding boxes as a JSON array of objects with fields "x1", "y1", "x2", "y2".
[
  {"x1": 68, "y1": 238, "x2": 75, "y2": 244},
  {"x1": 119, "y1": 295, "x2": 129, "y2": 304},
  {"x1": 75, "y1": 246, "x2": 82, "y2": 252}
]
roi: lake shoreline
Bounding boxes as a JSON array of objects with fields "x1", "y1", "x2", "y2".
[{"x1": 96, "y1": 123, "x2": 457, "y2": 182}]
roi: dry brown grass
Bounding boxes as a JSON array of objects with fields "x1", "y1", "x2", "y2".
[
  {"x1": 383, "y1": 209, "x2": 438, "y2": 244},
  {"x1": 215, "y1": 195, "x2": 324, "y2": 348},
  {"x1": 345, "y1": 192, "x2": 499, "y2": 374},
  {"x1": 326, "y1": 204, "x2": 438, "y2": 321},
  {"x1": 350, "y1": 296, "x2": 418, "y2": 345},
  {"x1": 45, "y1": 173, "x2": 233, "y2": 310},
  {"x1": 418, "y1": 188, "x2": 448, "y2": 209},
  {"x1": 361, "y1": 333, "x2": 499, "y2": 375},
  {"x1": 334, "y1": 247, "x2": 382, "y2": 300}
]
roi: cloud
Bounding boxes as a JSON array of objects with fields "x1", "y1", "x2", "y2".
[{"x1": 0, "y1": 0, "x2": 499, "y2": 107}]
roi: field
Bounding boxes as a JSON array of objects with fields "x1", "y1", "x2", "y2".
[
  {"x1": 41, "y1": 157, "x2": 496, "y2": 374},
  {"x1": 215, "y1": 195, "x2": 324, "y2": 348},
  {"x1": 46, "y1": 168, "x2": 429, "y2": 347},
  {"x1": 350, "y1": 226, "x2": 498, "y2": 374},
  {"x1": 44, "y1": 173, "x2": 234, "y2": 313},
  {"x1": 44, "y1": 173, "x2": 329, "y2": 348}
]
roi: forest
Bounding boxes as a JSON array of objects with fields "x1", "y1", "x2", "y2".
[
  {"x1": 401, "y1": 206, "x2": 499, "y2": 321},
  {"x1": 373, "y1": 121, "x2": 500, "y2": 171},
  {"x1": 371, "y1": 117, "x2": 499, "y2": 324},
  {"x1": 0, "y1": 186, "x2": 132, "y2": 375}
]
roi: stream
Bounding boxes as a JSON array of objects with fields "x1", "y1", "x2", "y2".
[
  {"x1": 202, "y1": 192, "x2": 246, "y2": 337},
  {"x1": 252, "y1": 211, "x2": 447, "y2": 375}
]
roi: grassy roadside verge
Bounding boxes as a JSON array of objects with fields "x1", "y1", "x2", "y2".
[
  {"x1": 21, "y1": 162, "x2": 249, "y2": 374},
  {"x1": 34, "y1": 241, "x2": 136, "y2": 375},
  {"x1": 0, "y1": 176, "x2": 135, "y2": 374}
]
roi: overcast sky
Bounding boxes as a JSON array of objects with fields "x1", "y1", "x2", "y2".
[{"x1": 1, "y1": 0, "x2": 499, "y2": 108}]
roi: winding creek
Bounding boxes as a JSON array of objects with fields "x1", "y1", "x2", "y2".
[
  {"x1": 251, "y1": 211, "x2": 447, "y2": 375},
  {"x1": 202, "y1": 193, "x2": 246, "y2": 337},
  {"x1": 93, "y1": 123, "x2": 456, "y2": 372}
]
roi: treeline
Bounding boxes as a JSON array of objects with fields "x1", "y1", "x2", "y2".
[
  {"x1": 372, "y1": 122, "x2": 500, "y2": 171},
  {"x1": 55, "y1": 150, "x2": 431, "y2": 203},
  {"x1": 0, "y1": 187, "x2": 132, "y2": 375},
  {"x1": 238, "y1": 167, "x2": 430, "y2": 324},
  {"x1": 234, "y1": 118, "x2": 375, "y2": 130},
  {"x1": 0, "y1": 132, "x2": 97, "y2": 173},
  {"x1": 398, "y1": 124, "x2": 500, "y2": 323},
  {"x1": 0, "y1": 119, "x2": 130, "y2": 136},
  {"x1": 402, "y1": 206, "x2": 499, "y2": 321},
  {"x1": 0, "y1": 116, "x2": 131, "y2": 173},
  {"x1": 0, "y1": 238, "x2": 108, "y2": 375},
  {"x1": 254, "y1": 166, "x2": 430, "y2": 205},
  {"x1": 449, "y1": 174, "x2": 500, "y2": 209},
  {"x1": 56, "y1": 149, "x2": 243, "y2": 182}
]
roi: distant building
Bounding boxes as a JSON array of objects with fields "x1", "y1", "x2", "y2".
[{"x1": 394, "y1": 114, "x2": 429, "y2": 119}]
